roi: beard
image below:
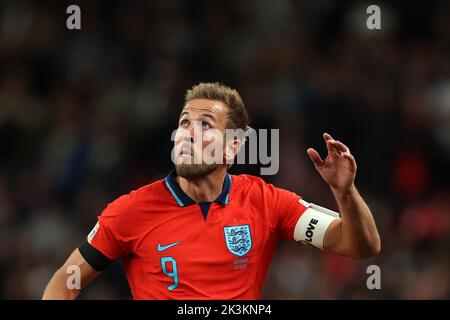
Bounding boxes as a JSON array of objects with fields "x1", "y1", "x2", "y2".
[{"x1": 175, "y1": 162, "x2": 219, "y2": 179}]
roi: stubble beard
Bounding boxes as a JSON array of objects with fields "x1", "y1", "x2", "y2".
[{"x1": 175, "y1": 162, "x2": 219, "y2": 179}]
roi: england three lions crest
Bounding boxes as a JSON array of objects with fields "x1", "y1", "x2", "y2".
[{"x1": 224, "y1": 224, "x2": 252, "y2": 257}]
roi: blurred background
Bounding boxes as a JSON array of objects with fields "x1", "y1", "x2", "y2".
[{"x1": 0, "y1": 0, "x2": 449, "y2": 299}]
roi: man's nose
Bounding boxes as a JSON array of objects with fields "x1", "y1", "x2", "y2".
[{"x1": 181, "y1": 125, "x2": 195, "y2": 143}]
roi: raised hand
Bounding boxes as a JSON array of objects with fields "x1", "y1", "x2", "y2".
[{"x1": 307, "y1": 133, "x2": 357, "y2": 194}]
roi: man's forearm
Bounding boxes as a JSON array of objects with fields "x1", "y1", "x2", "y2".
[
  {"x1": 331, "y1": 184, "x2": 381, "y2": 259},
  {"x1": 42, "y1": 267, "x2": 80, "y2": 300}
]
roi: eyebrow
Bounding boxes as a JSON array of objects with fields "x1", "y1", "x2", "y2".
[
  {"x1": 202, "y1": 114, "x2": 216, "y2": 121},
  {"x1": 179, "y1": 112, "x2": 216, "y2": 121}
]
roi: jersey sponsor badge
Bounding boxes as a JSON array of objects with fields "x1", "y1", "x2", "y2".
[
  {"x1": 299, "y1": 199, "x2": 311, "y2": 207},
  {"x1": 224, "y1": 224, "x2": 252, "y2": 257},
  {"x1": 87, "y1": 221, "x2": 100, "y2": 244}
]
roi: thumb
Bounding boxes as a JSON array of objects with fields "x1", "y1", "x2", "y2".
[{"x1": 307, "y1": 148, "x2": 324, "y2": 168}]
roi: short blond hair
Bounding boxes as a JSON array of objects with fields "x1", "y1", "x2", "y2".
[{"x1": 185, "y1": 82, "x2": 251, "y2": 131}]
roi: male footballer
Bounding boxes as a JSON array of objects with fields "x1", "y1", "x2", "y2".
[{"x1": 43, "y1": 82, "x2": 381, "y2": 299}]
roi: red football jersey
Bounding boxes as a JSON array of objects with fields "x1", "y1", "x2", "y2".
[{"x1": 83, "y1": 171, "x2": 309, "y2": 299}]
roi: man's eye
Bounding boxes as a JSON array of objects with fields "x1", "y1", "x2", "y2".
[
  {"x1": 202, "y1": 122, "x2": 211, "y2": 129},
  {"x1": 179, "y1": 119, "x2": 189, "y2": 127}
]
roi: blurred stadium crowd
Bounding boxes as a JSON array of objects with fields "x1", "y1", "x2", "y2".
[{"x1": 0, "y1": 0, "x2": 449, "y2": 299}]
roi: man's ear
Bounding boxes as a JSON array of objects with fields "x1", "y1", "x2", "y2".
[{"x1": 224, "y1": 138, "x2": 242, "y2": 164}]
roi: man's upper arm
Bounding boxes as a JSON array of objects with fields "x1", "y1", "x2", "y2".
[
  {"x1": 273, "y1": 185, "x2": 341, "y2": 251},
  {"x1": 273, "y1": 186, "x2": 309, "y2": 239},
  {"x1": 61, "y1": 248, "x2": 101, "y2": 288},
  {"x1": 78, "y1": 194, "x2": 131, "y2": 271},
  {"x1": 322, "y1": 218, "x2": 353, "y2": 256}
]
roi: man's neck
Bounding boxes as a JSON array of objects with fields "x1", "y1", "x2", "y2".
[{"x1": 176, "y1": 168, "x2": 227, "y2": 203}]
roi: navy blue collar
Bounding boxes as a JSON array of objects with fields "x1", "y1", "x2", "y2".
[{"x1": 164, "y1": 170, "x2": 232, "y2": 207}]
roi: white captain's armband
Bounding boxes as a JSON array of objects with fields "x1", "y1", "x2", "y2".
[{"x1": 293, "y1": 201, "x2": 340, "y2": 250}]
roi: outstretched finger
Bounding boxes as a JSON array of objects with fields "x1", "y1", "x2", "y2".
[
  {"x1": 323, "y1": 132, "x2": 334, "y2": 141},
  {"x1": 329, "y1": 140, "x2": 349, "y2": 154},
  {"x1": 323, "y1": 133, "x2": 334, "y2": 153}
]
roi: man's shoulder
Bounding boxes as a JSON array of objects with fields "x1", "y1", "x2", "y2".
[
  {"x1": 231, "y1": 173, "x2": 273, "y2": 188},
  {"x1": 102, "y1": 177, "x2": 167, "y2": 216},
  {"x1": 131, "y1": 176, "x2": 168, "y2": 200},
  {"x1": 230, "y1": 174, "x2": 279, "y2": 199},
  {"x1": 231, "y1": 173, "x2": 299, "y2": 199}
]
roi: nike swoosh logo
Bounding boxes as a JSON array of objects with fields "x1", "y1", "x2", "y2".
[{"x1": 157, "y1": 241, "x2": 182, "y2": 252}]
